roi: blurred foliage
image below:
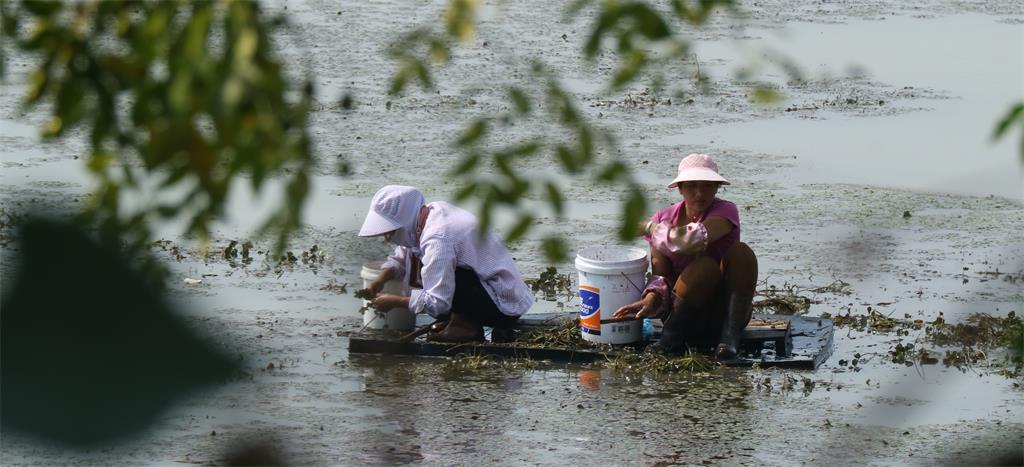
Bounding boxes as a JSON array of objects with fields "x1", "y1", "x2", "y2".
[
  {"x1": 1, "y1": 217, "x2": 238, "y2": 447},
  {"x1": 386, "y1": 0, "x2": 788, "y2": 261},
  {"x1": 994, "y1": 101, "x2": 1024, "y2": 161},
  {"x1": 450, "y1": 62, "x2": 647, "y2": 261},
  {"x1": 1, "y1": 0, "x2": 314, "y2": 258}
]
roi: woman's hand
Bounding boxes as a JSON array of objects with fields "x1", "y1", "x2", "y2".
[
  {"x1": 612, "y1": 293, "x2": 660, "y2": 319},
  {"x1": 371, "y1": 293, "x2": 408, "y2": 312}
]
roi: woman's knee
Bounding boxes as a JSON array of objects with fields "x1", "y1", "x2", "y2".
[
  {"x1": 673, "y1": 256, "x2": 722, "y2": 306},
  {"x1": 723, "y1": 242, "x2": 757, "y2": 293}
]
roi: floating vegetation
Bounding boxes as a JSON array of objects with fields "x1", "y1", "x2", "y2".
[
  {"x1": 444, "y1": 353, "x2": 545, "y2": 371},
  {"x1": 809, "y1": 279, "x2": 853, "y2": 295},
  {"x1": 222, "y1": 240, "x2": 256, "y2": 265},
  {"x1": 524, "y1": 267, "x2": 574, "y2": 302},
  {"x1": 149, "y1": 239, "x2": 185, "y2": 261},
  {"x1": 827, "y1": 307, "x2": 903, "y2": 332},
  {"x1": 515, "y1": 317, "x2": 588, "y2": 349},
  {"x1": 321, "y1": 280, "x2": 349, "y2": 295},
  {"x1": 753, "y1": 278, "x2": 854, "y2": 314},
  {"x1": 601, "y1": 349, "x2": 715, "y2": 374},
  {"x1": 826, "y1": 309, "x2": 1023, "y2": 380},
  {"x1": 300, "y1": 244, "x2": 326, "y2": 265},
  {"x1": 753, "y1": 282, "x2": 817, "y2": 314}
]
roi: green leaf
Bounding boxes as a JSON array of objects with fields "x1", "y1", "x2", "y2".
[
  {"x1": 596, "y1": 161, "x2": 627, "y2": 182},
  {"x1": 504, "y1": 214, "x2": 534, "y2": 243},
  {"x1": 389, "y1": 67, "x2": 409, "y2": 95},
  {"x1": 618, "y1": 187, "x2": 647, "y2": 240},
  {"x1": 555, "y1": 145, "x2": 579, "y2": 173},
  {"x1": 994, "y1": 102, "x2": 1023, "y2": 139},
  {"x1": 456, "y1": 119, "x2": 488, "y2": 146},
  {"x1": 1, "y1": 219, "x2": 238, "y2": 447},
  {"x1": 611, "y1": 50, "x2": 647, "y2": 89},
  {"x1": 541, "y1": 235, "x2": 568, "y2": 263},
  {"x1": 505, "y1": 140, "x2": 541, "y2": 158},
  {"x1": 452, "y1": 152, "x2": 481, "y2": 175},
  {"x1": 626, "y1": 4, "x2": 671, "y2": 40},
  {"x1": 478, "y1": 188, "x2": 495, "y2": 234},
  {"x1": 22, "y1": 1, "x2": 63, "y2": 17},
  {"x1": 453, "y1": 181, "x2": 478, "y2": 201},
  {"x1": 544, "y1": 181, "x2": 564, "y2": 218},
  {"x1": 509, "y1": 87, "x2": 530, "y2": 114},
  {"x1": 414, "y1": 59, "x2": 432, "y2": 90},
  {"x1": 583, "y1": 7, "x2": 616, "y2": 59}
]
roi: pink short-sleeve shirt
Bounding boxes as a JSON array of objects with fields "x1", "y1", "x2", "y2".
[{"x1": 645, "y1": 197, "x2": 740, "y2": 284}]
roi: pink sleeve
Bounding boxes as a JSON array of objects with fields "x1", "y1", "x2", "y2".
[
  {"x1": 643, "y1": 204, "x2": 677, "y2": 246},
  {"x1": 706, "y1": 200, "x2": 739, "y2": 227}
]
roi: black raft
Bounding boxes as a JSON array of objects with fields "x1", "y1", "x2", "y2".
[{"x1": 347, "y1": 313, "x2": 834, "y2": 370}]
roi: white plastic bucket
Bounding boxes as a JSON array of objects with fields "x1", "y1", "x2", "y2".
[
  {"x1": 575, "y1": 245, "x2": 649, "y2": 344},
  {"x1": 359, "y1": 261, "x2": 415, "y2": 331}
]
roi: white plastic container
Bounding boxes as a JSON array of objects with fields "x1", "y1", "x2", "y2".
[
  {"x1": 359, "y1": 261, "x2": 415, "y2": 331},
  {"x1": 575, "y1": 245, "x2": 648, "y2": 344}
]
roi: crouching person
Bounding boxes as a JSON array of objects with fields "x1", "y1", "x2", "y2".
[
  {"x1": 612, "y1": 153, "x2": 758, "y2": 359},
  {"x1": 357, "y1": 185, "x2": 533, "y2": 342}
]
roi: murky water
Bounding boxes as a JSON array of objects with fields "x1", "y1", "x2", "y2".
[{"x1": 2, "y1": 1, "x2": 1022, "y2": 464}]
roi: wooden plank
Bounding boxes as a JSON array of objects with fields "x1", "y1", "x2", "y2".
[{"x1": 347, "y1": 315, "x2": 833, "y2": 369}]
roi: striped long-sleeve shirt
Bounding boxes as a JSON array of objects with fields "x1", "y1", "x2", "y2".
[{"x1": 382, "y1": 201, "x2": 534, "y2": 318}]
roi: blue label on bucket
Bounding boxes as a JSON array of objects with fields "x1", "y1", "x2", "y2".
[{"x1": 579, "y1": 285, "x2": 600, "y2": 336}]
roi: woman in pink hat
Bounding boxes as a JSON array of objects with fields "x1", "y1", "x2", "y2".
[
  {"x1": 612, "y1": 153, "x2": 758, "y2": 359},
  {"x1": 356, "y1": 185, "x2": 534, "y2": 343}
]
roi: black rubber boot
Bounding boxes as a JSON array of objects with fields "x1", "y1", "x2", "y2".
[
  {"x1": 646, "y1": 304, "x2": 697, "y2": 355},
  {"x1": 715, "y1": 290, "x2": 754, "y2": 360}
]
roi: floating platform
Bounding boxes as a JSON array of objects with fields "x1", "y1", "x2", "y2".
[{"x1": 347, "y1": 313, "x2": 833, "y2": 370}]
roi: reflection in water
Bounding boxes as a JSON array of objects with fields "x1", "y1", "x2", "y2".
[{"x1": 347, "y1": 354, "x2": 763, "y2": 465}]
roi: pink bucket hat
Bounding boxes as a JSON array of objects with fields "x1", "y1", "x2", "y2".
[
  {"x1": 667, "y1": 153, "x2": 730, "y2": 188},
  {"x1": 358, "y1": 185, "x2": 425, "y2": 237}
]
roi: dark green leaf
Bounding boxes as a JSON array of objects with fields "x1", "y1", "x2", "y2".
[
  {"x1": 626, "y1": 4, "x2": 671, "y2": 40},
  {"x1": 452, "y1": 152, "x2": 481, "y2": 175},
  {"x1": 555, "y1": 145, "x2": 578, "y2": 172},
  {"x1": 994, "y1": 102, "x2": 1023, "y2": 139},
  {"x1": 1, "y1": 219, "x2": 238, "y2": 446},
  {"x1": 596, "y1": 161, "x2": 627, "y2": 182},
  {"x1": 456, "y1": 119, "x2": 488, "y2": 146},
  {"x1": 478, "y1": 188, "x2": 495, "y2": 234},
  {"x1": 504, "y1": 214, "x2": 534, "y2": 243},
  {"x1": 22, "y1": 1, "x2": 63, "y2": 17},
  {"x1": 544, "y1": 181, "x2": 564, "y2": 218},
  {"x1": 389, "y1": 67, "x2": 409, "y2": 95},
  {"x1": 509, "y1": 87, "x2": 530, "y2": 114},
  {"x1": 611, "y1": 50, "x2": 647, "y2": 89},
  {"x1": 618, "y1": 187, "x2": 647, "y2": 240},
  {"x1": 541, "y1": 235, "x2": 568, "y2": 263},
  {"x1": 504, "y1": 140, "x2": 541, "y2": 158},
  {"x1": 453, "y1": 181, "x2": 478, "y2": 201}
]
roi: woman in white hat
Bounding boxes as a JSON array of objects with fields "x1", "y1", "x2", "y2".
[
  {"x1": 612, "y1": 153, "x2": 758, "y2": 359},
  {"x1": 357, "y1": 185, "x2": 534, "y2": 342}
]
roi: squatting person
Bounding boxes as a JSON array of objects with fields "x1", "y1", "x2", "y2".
[
  {"x1": 612, "y1": 153, "x2": 758, "y2": 359},
  {"x1": 357, "y1": 185, "x2": 533, "y2": 342}
]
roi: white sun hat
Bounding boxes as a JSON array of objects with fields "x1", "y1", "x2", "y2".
[
  {"x1": 666, "y1": 153, "x2": 730, "y2": 188},
  {"x1": 358, "y1": 185, "x2": 424, "y2": 237}
]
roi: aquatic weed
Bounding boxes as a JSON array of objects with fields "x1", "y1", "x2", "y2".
[
  {"x1": 524, "y1": 267, "x2": 574, "y2": 302},
  {"x1": 602, "y1": 349, "x2": 715, "y2": 374},
  {"x1": 444, "y1": 353, "x2": 544, "y2": 372},
  {"x1": 516, "y1": 317, "x2": 590, "y2": 349}
]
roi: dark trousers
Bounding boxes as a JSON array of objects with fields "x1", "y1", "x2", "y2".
[{"x1": 449, "y1": 268, "x2": 519, "y2": 329}]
